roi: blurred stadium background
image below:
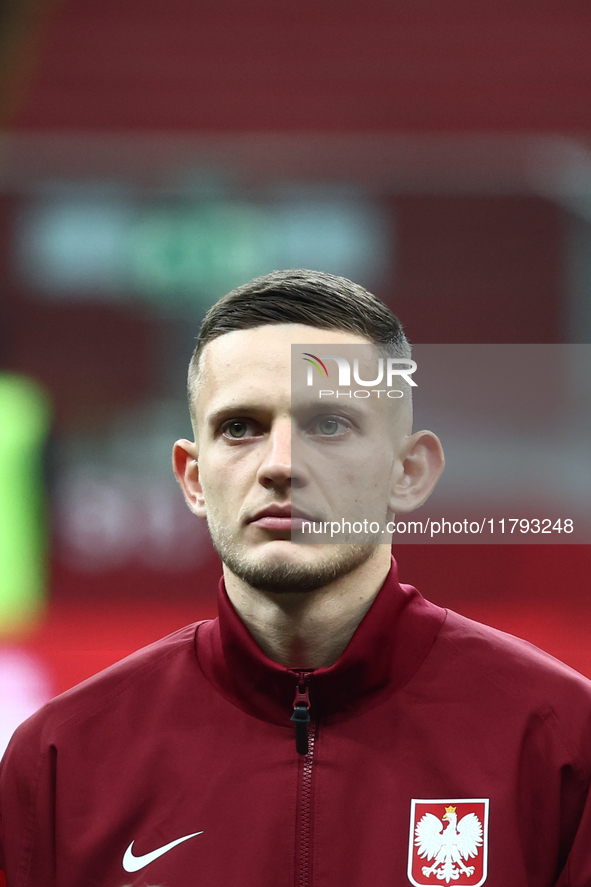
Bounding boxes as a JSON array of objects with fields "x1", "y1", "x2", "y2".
[{"x1": 1, "y1": 0, "x2": 591, "y2": 753}]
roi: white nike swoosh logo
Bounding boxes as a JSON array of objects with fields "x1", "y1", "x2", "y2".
[{"x1": 122, "y1": 831, "x2": 204, "y2": 872}]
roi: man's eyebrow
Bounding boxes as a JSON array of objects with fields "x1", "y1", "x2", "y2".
[
  {"x1": 205, "y1": 404, "x2": 271, "y2": 427},
  {"x1": 293, "y1": 401, "x2": 371, "y2": 424}
]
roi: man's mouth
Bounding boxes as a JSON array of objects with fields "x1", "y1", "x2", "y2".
[{"x1": 247, "y1": 505, "x2": 318, "y2": 533}]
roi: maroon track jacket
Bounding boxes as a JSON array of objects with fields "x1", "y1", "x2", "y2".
[{"x1": 1, "y1": 559, "x2": 591, "y2": 886}]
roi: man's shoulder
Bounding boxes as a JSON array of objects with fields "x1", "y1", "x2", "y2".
[
  {"x1": 436, "y1": 607, "x2": 591, "y2": 711},
  {"x1": 7, "y1": 621, "x2": 208, "y2": 752},
  {"x1": 425, "y1": 609, "x2": 591, "y2": 772}
]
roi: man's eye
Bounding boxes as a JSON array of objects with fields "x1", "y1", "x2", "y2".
[
  {"x1": 314, "y1": 417, "x2": 347, "y2": 436},
  {"x1": 224, "y1": 421, "x2": 250, "y2": 439}
]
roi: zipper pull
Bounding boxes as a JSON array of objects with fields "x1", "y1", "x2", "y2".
[{"x1": 291, "y1": 677, "x2": 311, "y2": 755}]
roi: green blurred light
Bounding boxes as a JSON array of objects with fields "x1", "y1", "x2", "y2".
[
  {"x1": 0, "y1": 375, "x2": 50, "y2": 638},
  {"x1": 132, "y1": 202, "x2": 274, "y2": 305}
]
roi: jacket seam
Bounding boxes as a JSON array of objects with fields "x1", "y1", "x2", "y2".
[{"x1": 15, "y1": 746, "x2": 47, "y2": 887}]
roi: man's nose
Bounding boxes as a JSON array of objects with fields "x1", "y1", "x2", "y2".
[{"x1": 257, "y1": 420, "x2": 302, "y2": 488}]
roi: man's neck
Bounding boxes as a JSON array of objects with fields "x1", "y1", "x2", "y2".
[{"x1": 223, "y1": 549, "x2": 392, "y2": 669}]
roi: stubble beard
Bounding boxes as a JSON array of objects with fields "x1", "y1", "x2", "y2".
[{"x1": 207, "y1": 517, "x2": 377, "y2": 594}]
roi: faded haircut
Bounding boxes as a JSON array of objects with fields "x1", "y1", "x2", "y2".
[{"x1": 187, "y1": 269, "x2": 410, "y2": 426}]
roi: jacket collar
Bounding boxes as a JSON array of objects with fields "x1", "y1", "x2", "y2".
[{"x1": 195, "y1": 557, "x2": 446, "y2": 726}]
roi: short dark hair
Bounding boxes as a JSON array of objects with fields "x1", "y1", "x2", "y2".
[{"x1": 188, "y1": 269, "x2": 410, "y2": 421}]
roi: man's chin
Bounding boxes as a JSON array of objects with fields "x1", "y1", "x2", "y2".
[{"x1": 216, "y1": 539, "x2": 377, "y2": 594}]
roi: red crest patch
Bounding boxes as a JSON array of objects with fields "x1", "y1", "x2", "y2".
[{"x1": 407, "y1": 798, "x2": 489, "y2": 886}]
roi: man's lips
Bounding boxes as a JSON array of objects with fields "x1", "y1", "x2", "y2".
[{"x1": 247, "y1": 505, "x2": 319, "y2": 532}]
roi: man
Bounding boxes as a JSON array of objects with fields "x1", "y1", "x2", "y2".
[{"x1": 1, "y1": 269, "x2": 591, "y2": 887}]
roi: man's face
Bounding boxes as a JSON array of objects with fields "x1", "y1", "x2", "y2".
[{"x1": 177, "y1": 324, "x2": 413, "y2": 593}]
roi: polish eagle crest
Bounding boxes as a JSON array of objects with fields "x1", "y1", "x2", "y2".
[{"x1": 414, "y1": 805, "x2": 483, "y2": 883}]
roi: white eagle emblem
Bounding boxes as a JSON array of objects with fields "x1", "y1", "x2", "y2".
[{"x1": 408, "y1": 800, "x2": 488, "y2": 886}]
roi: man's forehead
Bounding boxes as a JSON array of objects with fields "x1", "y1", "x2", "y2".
[
  {"x1": 192, "y1": 323, "x2": 410, "y2": 433},
  {"x1": 196, "y1": 324, "x2": 374, "y2": 395},
  {"x1": 202, "y1": 323, "x2": 373, "y2": 365}
]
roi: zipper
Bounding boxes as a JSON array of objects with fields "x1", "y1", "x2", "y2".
[
  {"x1": 291, "y1": 672, "x2": 312, "y2": 755},
  {"x1": 297, "y1": 718, "x2": 317, "y2": 887},
  {"x1": 291, "y1": 671, "x2": 317, "y2": 887}
]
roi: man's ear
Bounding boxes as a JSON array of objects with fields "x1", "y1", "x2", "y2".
[
  {"x1": 172, "y1": 439, "x2": 207, "y2": 518},
  {"x1": 388, "y1": 430, "x2": 445, "y2": 516}
]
